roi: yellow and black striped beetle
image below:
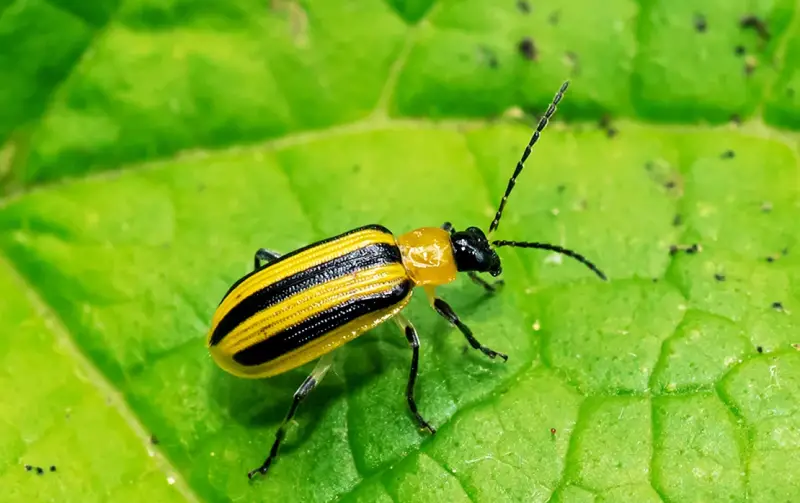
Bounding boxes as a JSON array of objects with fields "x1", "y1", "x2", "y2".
[{"x1": 207, "y1": 81, "x2": 607, "y2": 479}]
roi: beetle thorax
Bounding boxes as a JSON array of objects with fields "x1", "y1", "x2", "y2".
[{"x1": 396, "y1": 227, "x2": 458, "y2": 286}]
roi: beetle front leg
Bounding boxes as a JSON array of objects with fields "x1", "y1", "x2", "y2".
[{"x1": 432, "y1": 297, "x2": 508, "y2": 362}]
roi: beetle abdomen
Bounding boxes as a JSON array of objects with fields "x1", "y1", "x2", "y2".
[{"x1": 208, "y1": 225, "x2": 413, "y2": 378}]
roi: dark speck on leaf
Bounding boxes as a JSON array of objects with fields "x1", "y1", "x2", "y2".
[
  {"x1": 670, "y1": 243, "x2": 701, "y2": 255},
  {"x1": 556, "y1": 184, "x2": 566, "y2": 193},
  {"x1": 50, "y1": 466, "x2": 56, "y2": 472},
  {"x1": 550, "y1": 427, "x2": 557, "y2": 435},
  {"x1": 518, "y1": 37, "x2": 537, "y2": 61},
  {"x1": 730, "y1": 113, "x2": 742, "y2": 125},
  {"x1": 757, "y1": 346, "x2": 764, "y2": 353},
  {"x1": 652, "y1": 278, "x2": 659, "y2": 283},
  {"x1": 744, "y1": 55, "x2": 758, "y2": 75},
  {"x1": 564, "y1": 51, "x2": 579, "y2": 75},
  {"x1": 150, "y1": 434, "x2": 160, "y2": 445},
  {"x1": 772, "y1": 301, "x2": 784, "y2": 311},
  {"x1": 673, "y1": 214, "x2": 682, "y2": 226},
  {"x1": 740, "y1": 14, "x2": 770, "y2": 41},
  {"x1": 24, "y1": 465, "x2": 32, "y2": 471},
  {"x1": 479, "y1": 46, "x2": 499, "y2": 69},
  {"x1": 734, "y1": 45, "x2": 746, "y2": 56},
  {"x1": 664, "y1": 180, "x2": 676, "y2": 189},
  {"x1": 714, "y1": 273, "x2": 726, "y2": 282},
  {"x1": 694, "y1": 13, "x2": 707, "y2": 32},
  {"x1": 36, "y1": 467, "x2": 44, "y2": 475},
  {"x1": 766, "y1": 256, "x2": 776, "y2": 263},
  {"x1": 549, "y1": 10, "x2": 560, "y2": 25},
  {"x1": 721, "y1": 150, "x2": 735, "y2": 159},
  {"x1": 516, "y1": 0, "x2": 530, "y2": 14},
  {"x1": 598, "y1": 114, "x2": 617, "y2": 138}
]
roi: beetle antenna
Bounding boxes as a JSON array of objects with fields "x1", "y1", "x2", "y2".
[
  {"x1": 488, "y1": 81, "x2": 569, "y2": 236},
  {"x1": 491, "y1": 240, "x2": 607, "y2": 280}
]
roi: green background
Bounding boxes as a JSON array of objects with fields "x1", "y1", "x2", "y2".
[{"x1": 2, "y1": 0, "x2": 799, "y2": 501}]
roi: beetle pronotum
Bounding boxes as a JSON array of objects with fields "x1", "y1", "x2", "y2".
[{"x1": 207, "y1": 81, "x2": 606, "y2": 479}]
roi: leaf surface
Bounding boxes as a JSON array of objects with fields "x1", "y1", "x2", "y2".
[{"x1": 1, "y1": 1, "x2": 799, "y2": 502}]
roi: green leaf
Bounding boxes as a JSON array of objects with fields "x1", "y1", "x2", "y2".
[{"x1": 1, "y1": 1, "x2": 799, "y2": 502}]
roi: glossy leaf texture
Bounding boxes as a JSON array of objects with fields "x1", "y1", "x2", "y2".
[{"x1": 1, "y1": 0, "x2": 799, "y2": 502}]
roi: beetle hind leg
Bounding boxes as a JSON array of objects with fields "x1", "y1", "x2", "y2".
[
  {"x1": 247, "y1": 352, "x2": 334, "y2": 480},
  {"x1": 395, "y1": 315, "x2": 436, "y2": 435}
]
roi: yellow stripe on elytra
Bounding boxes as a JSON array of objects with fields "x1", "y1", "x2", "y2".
[
  {"x1": 249, "y1": 303, "x2": 408, "y2": 377},
  {"x1": 219, "y1": 263, "x2": 408, "y2": 354},
  {"x1": 212, "y1": 229, "x2": 396, "y2": 328}
]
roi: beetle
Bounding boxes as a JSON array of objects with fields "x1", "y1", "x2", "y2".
[{"x1": 207, "y1": 81, "x2": 606, "y2": 479}]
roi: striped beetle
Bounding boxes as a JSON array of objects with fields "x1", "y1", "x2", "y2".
[{"x1": 207, "y1": 81, "x2": 606, "y2": 479}]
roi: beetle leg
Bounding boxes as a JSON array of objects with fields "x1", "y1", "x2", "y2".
[
  {"x1": 467, "y1": 272, "x2": 505, "y2": 294},
  {"x1": 441, "y1": 222, "x2": 455, "y2": 234},
  {"x1": 247, "y1": 352, "x2": 334, "y2": 480},
  {"x1": 253, "y1": 248, "x2": 282, "y2": 271},
  {"x1": 395, "y1": 315, "x2": 436, "y2": 435},
  {"x1": 432, "y1": 297, "x2": 508, "y2": 362}
]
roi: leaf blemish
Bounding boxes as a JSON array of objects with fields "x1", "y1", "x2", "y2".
[
  {"x1": 564, "y1": 51, "x2": 579, "y2": 75},
  {"x1": 740, "y1": 14, "x2": 770, "y2": 42},
  {"x1": 771, "y1": 301, "x2": 784, "y2": 311},
  {"x1": 669, "y1": 243, "x2": 701, "y2": 255},
  {"x1": 734, "y1": 45, "x2": 746, "y2": 56},
  {"x1": 694, "y1": 13, "x2": 708, "y2": 33},
  {"x1": 478, "y1": 46, "x2": 499, "y2": 69},
  {"x1": 516, "y1": 0, "x2": 530, "y2": 14},
  {"x1": 549, "y1": 10, "x2": 560, "y2": 25},
  {"x1": 518, "y1": 37, "x2": 537, "y2": 61},
  {"x1": 714, "y1": 273, "x2": 726, "y2": 281},
  {"x1": 744, "y1": 55, "x2": 758, "y2": 76},
  {"x1": 598, "y1": 114, "x2": 618, "y2": 138},
  {"x1": 721, "y1": 150, "x2": 735, "y2": 159}
]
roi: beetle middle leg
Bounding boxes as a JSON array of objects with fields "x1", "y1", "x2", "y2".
[
  {"x1": 254, "y1": 248, "x2": 281, "y2": 271},
  {"x1": 395, "y1": 314, "x2": 436, "y2": 435},
  {"x1": 247, "y1": 352, "x2": 333, "y2": 479},
  {"x1": 440, "y1": 222, "x2": 504, "y2": 294},
  {"x1": 430, "y1": 295, "x2": 508, "y2": 362}
]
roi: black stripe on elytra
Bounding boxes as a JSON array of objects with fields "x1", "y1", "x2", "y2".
[
  {"x1": 217, "y1": 224, "x2": 393, "y2": 305},
  {"x1": 232, "y1": 280, "x2": 412, "y2": 366},
  {"x1": 209, "y1": 242, "x2": 402, "y2": 346}
]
